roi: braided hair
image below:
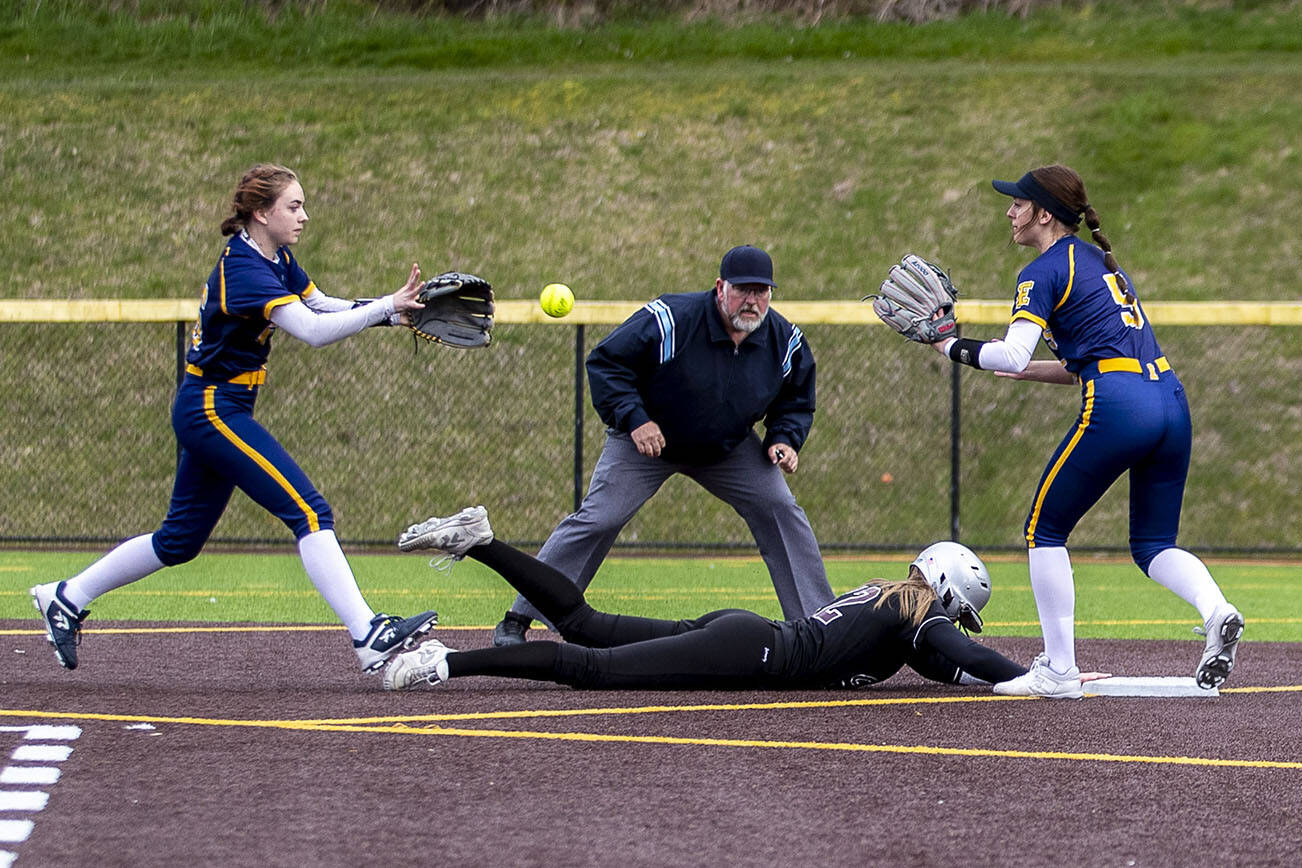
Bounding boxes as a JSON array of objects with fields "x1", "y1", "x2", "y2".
[{"x1": 1029, "y1": 165, "x2": 1135, "y2": 305}]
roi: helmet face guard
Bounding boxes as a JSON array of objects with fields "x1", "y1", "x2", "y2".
[{"x1": 910, "y1": 541, "x2": 992, "y2": 633}]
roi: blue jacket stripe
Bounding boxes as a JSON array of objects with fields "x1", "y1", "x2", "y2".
[
  {"x1": 645, "y1": 300, "x2": 675, "y2": 364},
  {"x1": 781, "y1": 326, "x2": 803, "y2": 377}
]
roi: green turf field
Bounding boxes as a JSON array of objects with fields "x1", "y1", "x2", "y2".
[{"x1": 3, "y1": 550, "x2": 1296, "y2": 641}]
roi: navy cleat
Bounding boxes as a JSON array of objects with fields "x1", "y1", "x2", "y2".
[
  {"x1": 31, "y1": 581, "x2": 90, "y2": 671},
  {"x1": 354, "y1": 610, "x2": 439, "y2": 672}
]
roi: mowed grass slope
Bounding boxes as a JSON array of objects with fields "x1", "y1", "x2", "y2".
[
  {"x1": 2, "y1": 1, "x2": 1300, "y2": 304},
  {"x1": 1, "y1": 1, "x2": 1299, "y2": 551},
  {"x1": 2, "y1": 550, "x2": 1296, "y2": 642}
]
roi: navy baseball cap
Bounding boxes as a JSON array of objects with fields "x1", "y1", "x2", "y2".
[
  {"x1": 720, "y1": 245, "x2": 776, "y2": 288},
  {"x1": 992, "y1": 172, "x2": 1082, "y2": 227}
]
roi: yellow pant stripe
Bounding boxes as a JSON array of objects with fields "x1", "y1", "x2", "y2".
[
  {"x1": 202, "y1": 386, "x2": 320, "y2": 533},
  {"x1": 1025, "y1": 378, "x2": 1095, "y2": 547}
]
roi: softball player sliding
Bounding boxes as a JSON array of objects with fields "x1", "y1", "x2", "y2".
[
  {"x1": 929, "y1": 164, "x2": 1243, "y2": 698},
  {"x1": 381, "y1": 506, "x2": 1029, "y2": 692},
  {"x1": 32, "y1": 164, "x2": 436, "y2": 675}
]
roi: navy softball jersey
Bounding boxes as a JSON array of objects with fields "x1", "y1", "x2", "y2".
[
  {"x1": 448, "y1": 542, "x2": 1025, "y2": 690},
  {"x1": 1012, "y1": 237, "x2": 1192, "y2": 569},
  {"x1": 153, "y1": 234, "x2": 332, "y2": 564}
]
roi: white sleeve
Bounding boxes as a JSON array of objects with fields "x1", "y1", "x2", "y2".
[
  {"x1": 270, "y1": 297, "x2": 396, "y2": 348},
  {"x1": 301, "y1": 289, "x2": 356, "y2": 313},
  {"x1": 975, "y1": 318, "x2": 1043, "y2": 373}
]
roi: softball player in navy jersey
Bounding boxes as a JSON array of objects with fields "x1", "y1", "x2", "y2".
[
  {"x1": 380, "y1": 506, "x2": 1028, "y2": 692},
  {"x1": 929, "y1": 164, "x2": 1243, "y2": 698},
  {"x1": 32, "y1": 164, "x2": 438, "y2": 675}
]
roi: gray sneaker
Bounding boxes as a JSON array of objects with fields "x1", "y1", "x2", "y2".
[
  {"x1": 1195, "y1": 603, "x2": 1244, "y2": 690},
  {"x1": 398, "y1": 506, "x2": 493, "y2": 561},
  {"x1": 383, "y1": 638, "x2": 454, "y2": 691},
  {"x1": 993, "y1": 653, "x2": 1084, "y2": 700},
  {"x1": 31, "y1": 581, "x2": 89, "y2": 671}
]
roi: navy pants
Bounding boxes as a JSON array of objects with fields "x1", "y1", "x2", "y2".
[
  {"x1": 1024, "y1": 366, "x2": 1192, "y2": 572},
  {"x1": 152, "y1": 376, "x2": 332, "y2": 565}
]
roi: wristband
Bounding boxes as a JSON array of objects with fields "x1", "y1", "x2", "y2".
[{"x1": 947, "y1": 338, "x2": 985, "y2": 369}]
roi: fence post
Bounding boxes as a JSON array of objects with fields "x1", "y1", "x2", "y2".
[
  {"x1": 175, "y1": 320, "x2": 186, "y2": 467},
  {"x1": 949, "y1": 325, "x2": 961, "y2": 541},
  {"x1": 573, "y1": 324, "x2": 585, "y2": 512}
]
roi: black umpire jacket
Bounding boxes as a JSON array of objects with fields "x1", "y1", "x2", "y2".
[{"x1": 586, "y1": 289, "x2": 816, "y2": 466}]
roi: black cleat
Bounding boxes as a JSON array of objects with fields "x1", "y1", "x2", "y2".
[{"x1": 492, "y1": 611, "x2": 530, "y2": 647}]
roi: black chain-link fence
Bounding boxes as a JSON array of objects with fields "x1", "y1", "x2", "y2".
[{"x1": 2, "y1": 319, "x2": 1298, "y2": 554}]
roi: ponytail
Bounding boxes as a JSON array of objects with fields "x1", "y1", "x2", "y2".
[
  {"x1": 1082, "y1": 204, "x2": 1135, "y2": 305},
  {"x1": 1031, "y1": 165, "x2": 1134, "y2": 306},
  {"x1": 220, "y1": 164, "x2": 297, "y2": 236}
]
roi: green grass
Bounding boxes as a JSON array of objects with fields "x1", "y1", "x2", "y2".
[
  {"x1": 3, "y1": 550, "x2": 1296, "y2": 642},
  {"x1": 1, "y1": 1, "x2": 1300, "y2": 552}
]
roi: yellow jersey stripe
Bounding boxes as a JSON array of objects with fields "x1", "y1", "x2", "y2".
[
  {"x1": 202, "y1": 386, "x2": 320, "y2": 533},
  {"x1": 1053, "y1": 242, "x2": 1076, "y2": 312},
  {"x1": 1011, "y1": 309, "x2": 1047, "y2": 329},
  {"x1": 219, "y1": 254, "x2": 229, "y2": 315},
  {"x1": 262, "y1": 294, "x2": 301, "y2": 321},
  {"x1": 1025, "y1": 378, "x2": 1095, "y2": 547}
]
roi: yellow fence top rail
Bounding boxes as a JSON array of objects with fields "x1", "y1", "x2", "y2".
[{"x1": 2, "y1": 298, "x2": 1301, "y2": 326}]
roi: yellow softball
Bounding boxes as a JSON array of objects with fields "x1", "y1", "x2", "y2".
[{"x1": 540, "y1": 283, "x2": 575, "y2": 318}]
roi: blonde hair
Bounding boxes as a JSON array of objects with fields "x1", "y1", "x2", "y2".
[
  {"x1": 219, "y1": 164, "x2": 298, "y2": 236},
  {"x1": 873, "y1": 566, "x2": 939, "y2": 627}
]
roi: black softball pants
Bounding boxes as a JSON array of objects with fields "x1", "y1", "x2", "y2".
[{"x1": 448, "y1": 540, "x2": 781, "y2": 689}]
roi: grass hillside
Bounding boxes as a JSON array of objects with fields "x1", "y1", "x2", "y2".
[{"x1": 1, "y1": 0, "x2": 1299, "y2": 552}]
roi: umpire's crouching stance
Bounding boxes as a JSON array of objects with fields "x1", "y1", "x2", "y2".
[{"x1": 494, "y1": 244, "x2": 834, "y2": 645}]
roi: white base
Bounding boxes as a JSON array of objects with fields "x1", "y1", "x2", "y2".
[{"x1": 1083, "y1": 676, "x2": 1217, "y2": 698}]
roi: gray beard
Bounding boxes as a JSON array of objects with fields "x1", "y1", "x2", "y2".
[{"x1": 730, "y1": 308, "x2": 767, "y2": 333}]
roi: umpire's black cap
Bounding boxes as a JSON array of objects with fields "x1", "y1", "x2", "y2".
[{"x1": 720, "y1": 245, "x2": 777, "y2": 288}]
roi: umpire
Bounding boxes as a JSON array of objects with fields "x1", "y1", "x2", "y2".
[{"x1": 494, "y1": 244, "x2": 835, "y2": 645}]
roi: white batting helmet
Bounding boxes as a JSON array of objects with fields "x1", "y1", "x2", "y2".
[{"x1": 910, "y1": 541, "x2": 992, "y2": 633}]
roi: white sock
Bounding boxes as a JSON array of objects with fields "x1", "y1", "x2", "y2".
[
  {"x1": 1145, "y1": 547, "x2": 1226, "y2": 622},
  {"x1": 61, "y1": 533, "x2": 166, "y2": 610},
  {"x1": 297, "y1": 529, "x2": 376, "y2": 640},
  {"x1": 1028, "y1": 546, "x2": 1077, "y2": 673}
]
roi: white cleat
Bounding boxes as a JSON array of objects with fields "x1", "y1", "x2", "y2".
[
  {"x1": 1195, "y1": 603, "x2": 1244, "y2": 690},
  {"x1": 993, "y1": 653, "x2": 1084, "y2": 700},
  {"x1": 398, "y1": 506, "x2": 493, "y2": 561},
  {"x1": 383, "y1": 639, "x2": 454, "y2": 691}
]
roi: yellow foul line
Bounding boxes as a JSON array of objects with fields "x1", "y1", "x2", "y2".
[{"x1": 0, "y1": 707, "x2": 1297, "y2": 770}]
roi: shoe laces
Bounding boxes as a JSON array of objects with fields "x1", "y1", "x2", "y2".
[{"x1": 428, "y1": 553, "x2": 463, "y2": 573}]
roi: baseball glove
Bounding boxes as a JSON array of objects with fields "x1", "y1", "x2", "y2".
[
  {"x1": 408, "y1": 271, "x2": 494, "y2": 349},
  {"x1": 869, "y1": 254, "x2": 959, "y2": 343}
]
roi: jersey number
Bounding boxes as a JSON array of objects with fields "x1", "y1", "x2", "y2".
[
  {"x1": 1104, "y1": 273, "x2": 1144, "y2": 330},
  {"x1": 810, "y1": 584, "x2": 882, "y2": 625}
]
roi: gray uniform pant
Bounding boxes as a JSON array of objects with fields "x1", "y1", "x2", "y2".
[{"x1": 509, "y1": 430, "x2": 834, "y2": 625}]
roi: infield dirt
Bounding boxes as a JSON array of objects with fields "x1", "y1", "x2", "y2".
[{"x1": 2, "y1": 624, "x2": 1299, "y2": 867}]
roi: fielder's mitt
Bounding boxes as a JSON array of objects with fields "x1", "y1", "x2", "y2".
[
  {"x1": 408, "y1": 271, "x2": 494, "y2": 349},
  {"x1": 869, "y1": 254, "x2": 959, "y2": 344}
]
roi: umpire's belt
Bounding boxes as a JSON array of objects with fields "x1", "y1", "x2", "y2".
[
  {"x1": 185, "y1": 363, "x2": 267, "y2": 387},
  {"x1": 1080, "y1": 356, "x2": 1171, "y2": 382}
]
